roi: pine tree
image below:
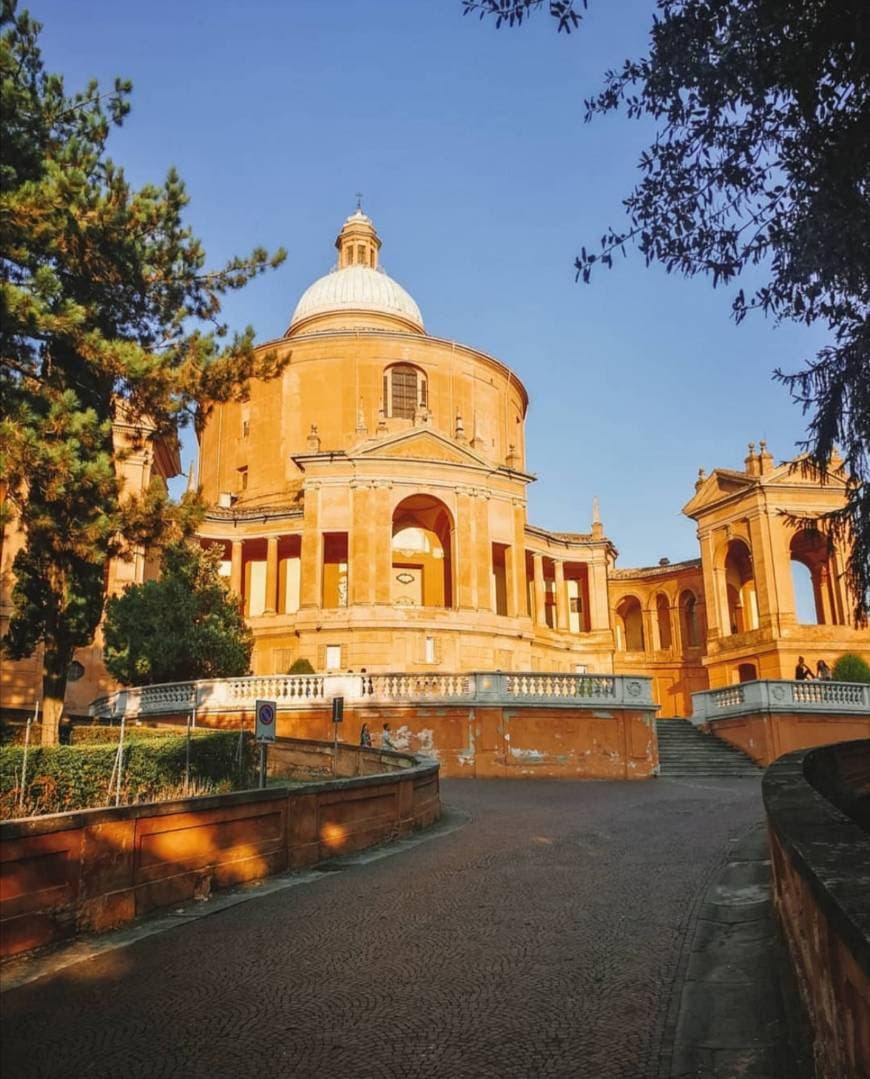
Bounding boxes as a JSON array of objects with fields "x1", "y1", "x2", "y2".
[{"x1": 0, "y1": 2, "x2": 285, "y2": 742}]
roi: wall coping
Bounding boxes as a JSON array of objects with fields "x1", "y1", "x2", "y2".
[
  {"x1": 691, "y1": 679, "x2": 870, "y2": 725},
  {"x1": 89, "y1": 671, "x2": 658, "y2": 722},
  {"x1": 762, "y1": 740, "x2": 870, "y2": 978},
  {"x1": 0, "y1": 739, "x2": 438, "y2": 839}
]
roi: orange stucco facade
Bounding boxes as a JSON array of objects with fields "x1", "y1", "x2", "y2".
[{"x1": 2, "y1": 210, "x2": 866, "y2": 720}]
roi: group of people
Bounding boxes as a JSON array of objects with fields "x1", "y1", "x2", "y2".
[
  {"x1": 359, "y1": 721, "x2": 394, "y2": 750},
  {"x1": 795, "y1": 656, "x2": 832, "y2": 681}
]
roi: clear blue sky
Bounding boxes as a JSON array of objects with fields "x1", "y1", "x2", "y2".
[{"x1": 31, "y1": 0, "x2": 827, "y2": 570}]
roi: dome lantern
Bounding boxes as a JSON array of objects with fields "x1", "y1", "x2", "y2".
[{"x1": 285, "y1": 208, "x2": 424, "y2": 336}]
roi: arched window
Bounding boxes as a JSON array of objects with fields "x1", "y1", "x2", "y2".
[{"x1": 384, "y1": 364, "x2": 427, "y2": 420}]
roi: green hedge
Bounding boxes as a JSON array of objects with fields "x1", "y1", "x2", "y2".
[
  {"x1": 72, "y1": 724, "x2": 207, "y2": 744},
  {"x1": 832, "y1": 653, "x2": 870, "y2": 684},
  {"x1": 0, "y1": 730, "x2": 255, "y2": 818}
]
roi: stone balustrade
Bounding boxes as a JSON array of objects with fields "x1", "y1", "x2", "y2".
[
  {"x1": 90, "y1": 671, "x2": 654, "y2": 721},
  {"x1": 691, "y1": 679, "x2": 870, "y2": 726}
]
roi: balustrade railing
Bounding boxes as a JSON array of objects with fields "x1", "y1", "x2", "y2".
[
  {"x1": 90, "y1": 670, "x2": 655, "y2": 719},
  {"x1": 692, "y1": 679, "x2": 870, "y2": 726}
]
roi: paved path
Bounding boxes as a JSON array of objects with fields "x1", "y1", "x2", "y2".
[{"x1": 2, "y1": 777, "x2": 766, "y2": 1079}]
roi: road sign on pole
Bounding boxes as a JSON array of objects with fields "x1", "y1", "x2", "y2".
[
  {"x1": 255, "y1": 699, "x2": 277, "y2": 743},
  {"x1": 331, "y1": 697, "x2": 344, "y2": 724}
]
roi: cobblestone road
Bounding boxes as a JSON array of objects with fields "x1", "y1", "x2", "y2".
[{"x1": 2, "y1": 777, "x2": 763, "y2": 1079}]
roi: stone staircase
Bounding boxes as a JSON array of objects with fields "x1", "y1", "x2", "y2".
[{"x1": 656, "y1": 719, "x2": 761, "y2": 778}]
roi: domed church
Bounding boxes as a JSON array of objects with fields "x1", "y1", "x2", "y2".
[
  {"x1": 192, "y1": 209, "x2": 864, "y2": 715},
  {"x1": 3, "y1": 208, "x2": 862, "y2": 721}
]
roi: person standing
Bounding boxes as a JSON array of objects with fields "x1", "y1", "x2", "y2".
[
  {"x1": 381, "y1": 722, "x2": 395, "y2": 751},
  {"x1": 795, "y1": 656, "x2": 814, "y2": 680},
  {"x1": 359, "y1": 723, "x2": 372, "y2": 747}
]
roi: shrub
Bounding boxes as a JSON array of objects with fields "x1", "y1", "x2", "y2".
[
  {"x1": 832, "y1": 653, "x2": 870, "y2": 684},
  {"x1": 71, "y1": 724, "x2": 204, "y2": 744},
  {"x1": 0, "y1": 730, "x2": 255, "y2": 818},
  {"x1": 287, "y1": 657, "x2": 315, "y2": 675}
]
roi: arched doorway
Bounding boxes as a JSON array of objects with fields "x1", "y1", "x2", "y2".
[
  {"x1": 679, "y1": 590, "x2": 701, "y2": 649},
  {"x1": 724, "y1": 539, "x2": 758, "y2": 634},
  {"x1": 615, "y1": 595, "x2": 645, "y2": 652},
  {"x1": 737, "y1": 662, "x2": 758, "y2": 683},
  {"x1": 655, "y1": 593, "x2": 672, "y2": 650},
  {"x1": 391, "y1": 495, "x2": 453, "y2": 607}
]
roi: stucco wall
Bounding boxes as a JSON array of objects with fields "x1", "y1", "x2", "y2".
[
  {"x1": 0, "y1": 743, "x2": 439, "y2": 959},
  {"x1": 710, "y1": 711, "x2": 870, "y2": 767},
  {"x1": 763, "y1": 743, "x2": 870, "y2": 1079},
  {"x1": 174, "y1": 702, "x2": 659, "y2": 780}
]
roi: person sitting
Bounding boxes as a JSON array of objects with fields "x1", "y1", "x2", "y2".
[
  {"x1": 794, "y1": 656, "x2": 814, "y2": 680},
  {"x1": 816, "y1": 659, "x2": 832, "y2": 681}
]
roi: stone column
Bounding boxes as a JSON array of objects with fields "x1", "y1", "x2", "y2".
[
  {"x1": 510, "y1": 499, "x2": 527, "y2": 618},
  {"x1": 300, "y1": 483, "x2": 322, "y2": 609},
  {"x1": 350, "y1": 482, "x2": 372, "y2": 606},
  {"x1": 473, "y1": 491, "x2": 492, "y2": 611},
  {"x1": 230, "y1": 539, "x2": 243, "y2": 598},
  {"x1": 264, "y1": 536, "x2": 279, "y2": 615},
  {"x1": 456, "y1": 489, "x2": 475, "y2": 610},
  {"x1": 816, "y1": 564, "x2": 834, "y2": 625},
  {"x1": 587, "y1": 557, "x2": 610, "y2": 631},
  {"x1": 371, "y1": 483, "x2": 393, "y2": 605},
  {"x1": 670, "y1": 604, "x2": 683, "y2": 654},
  {"x1": 532, "y1": 552, "x2": 546, "y2": 627},
  {"x1": 554, "y1": 560, "x2": 568, "y2": 631}
]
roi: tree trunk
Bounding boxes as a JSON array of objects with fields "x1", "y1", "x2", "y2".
[{"x1": 41, "y1": 647, "x2": 70, "y2": 746}]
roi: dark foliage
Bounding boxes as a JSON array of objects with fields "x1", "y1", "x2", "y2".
[{"x1": 464, "y1": 0, "x2": 870, "y2": 617}]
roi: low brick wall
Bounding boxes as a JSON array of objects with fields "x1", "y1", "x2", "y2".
[
  {"x1": 763, "y1": 741, "x2": 870, "y2": 1079},
  {"x1": 153, "y1": 702, "x2": 658, "y2": 779},
  {"x1": 710, "y1": 711, "x2": 870, "y2": 767},
  {"x1": 0, "y1": 741, "x2": 440, "y2": 960}
]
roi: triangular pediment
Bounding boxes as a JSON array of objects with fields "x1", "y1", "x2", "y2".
[
  {"x1": 682, "y1": 469, "x2": 755, "y2": 517},
  {"x1": 351, "y1": 428, "x2": 493, "y2": 468}
]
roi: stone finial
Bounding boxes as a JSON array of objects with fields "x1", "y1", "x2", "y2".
[
  {"x1": 505, "y1": 443, "x2": 519, "y2": 469},
  {"x1": 470, "y1": 412, "x2": 484, "y2": 451},
  {"x1": 307, "y1": 423, "x2": 321, "y2": 452},
  {"x1": 455, "y1": 412, "x2": 466, "y2": 443},
  {"x1": 695, "y1": 467, "x2": 706, "y2": 491},
  {"x1": 758, "y1": 438, "x2": 774, "y2": 475},
  {"x1": 355, "y1": 399, "x2": 367, "y2": 435},
  {"x1": 591, "y1": 497, "x2": 603, "y2": 539},
  {"x1": 376, "y1": 404, "x2": 387, "y2": 435},
  {"x1": 744, "y1": 441, "x2": 761, "y2": 476}
]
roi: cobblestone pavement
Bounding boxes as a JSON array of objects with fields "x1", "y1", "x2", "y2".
[{"x1": 1, "y1": 777, "x2": 764, "y2": 1079}]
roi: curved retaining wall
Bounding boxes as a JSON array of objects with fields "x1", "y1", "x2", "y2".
[
  {"x1": 763, "y1": 741, "x2": 870, "y2": 1078},
  {"x1": 0, "y1": 740, "x2": 440, "y2": 960}
]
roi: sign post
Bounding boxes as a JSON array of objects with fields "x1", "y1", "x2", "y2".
[
  {"x1": 255, "y1": 699, "x2": 277, "y2": 789},
  {"x1": 331, "y1": 697, "x2": 344, "y2": 773}
]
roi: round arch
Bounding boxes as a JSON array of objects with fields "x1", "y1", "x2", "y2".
[
  {"x1": 390, "y1": 494, "x2": 453, "y2": 607},
  {"x1": 723, "y1": 539, "x2": 758, "y2": 635},
  {"x1": 615, "y1": 594, "x2": 645, "y2": 652}
]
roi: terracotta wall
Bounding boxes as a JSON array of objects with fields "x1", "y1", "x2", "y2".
[
  {"x1": 0, "y1": 747, "x2": 440, "y2": 959},
  {"x1": 710, "y1": 711, "x2": 870, "y2": 766},
  {"x1": 191, "y1": 702, "x2": 659, "y2": 779},
  {"x1": 763, "y1": 744, "x2": 870, "y2": 1079}
]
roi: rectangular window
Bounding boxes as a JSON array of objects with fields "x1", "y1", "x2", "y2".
[
  {"x1": 391, "y1": 368, "x2": 418, "y2": 418},
  {"x1": 326, "y1": 645, "x2": 342, "y2": 671},
  {"x1": 242, "y1": 418, "x2": 250, "y2": 438},
  {"x1": 237, "y1": 467, "x2": 248, "y2": 491}
]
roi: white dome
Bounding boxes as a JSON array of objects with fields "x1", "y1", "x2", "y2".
[{"x1": 288, "y1": 265, "x2": 424, "y2": 333}]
